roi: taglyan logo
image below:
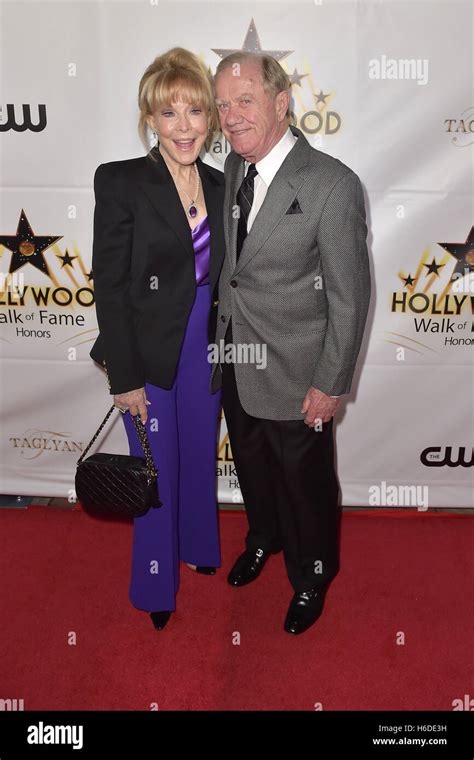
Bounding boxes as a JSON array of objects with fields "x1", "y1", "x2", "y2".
[
  {"x1": 420, "y1": 446, "x2": 473, "y2": 468},
  {"x1": 0, "y1": 209, "x2": 95, "y2": 348},
  {"x1": 208, "y1": 17, "x2": 342, "y2": 161},
  {"x1": 0, "y1": 103, "x2": 47, "y2": 132},
  {"x1": 387, "y1": 226, "x2": 474, "y2": 354},
  {"x1": 9, "y1": 428, "x2": 83, "y2": 460},
  {"x1": 444, "y1": 106, "x2": 474, "y2": 148}
]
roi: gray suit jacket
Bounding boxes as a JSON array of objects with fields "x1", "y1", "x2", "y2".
[{"x1": 210, "y1": 124, "x2": 371, "y2": 420}]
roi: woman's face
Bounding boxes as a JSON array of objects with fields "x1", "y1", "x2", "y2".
[{"x1": 148, "y1": 99, "x2": 208, "y2": 166}]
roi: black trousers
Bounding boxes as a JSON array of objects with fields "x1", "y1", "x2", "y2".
[{"x1": 221, "y1": 321, "x2": 342, "y2": 593}]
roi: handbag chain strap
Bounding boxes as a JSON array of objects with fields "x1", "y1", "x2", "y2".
[{"x1": 77, "y1": 361, "x2": 158, "y2": 485}]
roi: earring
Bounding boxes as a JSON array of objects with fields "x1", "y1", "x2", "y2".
[{"x1": 152, "y1": 130, "x2": 158, "y2": 147}]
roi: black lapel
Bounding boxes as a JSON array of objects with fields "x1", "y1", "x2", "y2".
[
  {"x1": 138, "y1": 148, "x2": 224, "y2": 290},
  {"x1": 138, "y1": 147, "x2": 194, "y2": 259},
  {"x1": 233, "y1": 126, "x2": 311, "y2": 274}
]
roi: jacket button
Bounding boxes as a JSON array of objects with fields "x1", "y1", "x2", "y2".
[
  {"x1": 220, "y1": 315, "x2": 226, "y2": 322},
  {"x1": 230, "y1": 280, "x2": 237, "y2": 288}
]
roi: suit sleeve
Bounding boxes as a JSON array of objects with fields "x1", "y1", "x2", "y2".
[
  {"x1": 92, "y1": 163, "x2": 146, "y2": 394},
  {"x1": 311, "y1": 170, "x2": 371, "y2": 396}
]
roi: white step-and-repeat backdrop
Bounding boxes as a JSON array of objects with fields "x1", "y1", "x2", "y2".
[{"x1": 1, "y1": 1, "x2": 472, "y2": 507}]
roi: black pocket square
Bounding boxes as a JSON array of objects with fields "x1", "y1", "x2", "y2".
[{"x1": 286, "y1": 198, "x2": 303, "y2": 214}]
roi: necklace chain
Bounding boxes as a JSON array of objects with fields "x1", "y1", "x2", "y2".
[{"x1": 174, "y1": 163, "x2": 200, "y2": 216}]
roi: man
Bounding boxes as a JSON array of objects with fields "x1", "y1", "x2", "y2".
[{"x1": 210, "y1": 52, "x2": 371, "y2": 634}]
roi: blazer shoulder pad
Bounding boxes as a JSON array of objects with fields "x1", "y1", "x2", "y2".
[
  {"x1": 94, "y1": 155, "x2": 147, "y2": 183},
  {"x1": 306, "y1": 148, "x2": 360, "y2": 185}
]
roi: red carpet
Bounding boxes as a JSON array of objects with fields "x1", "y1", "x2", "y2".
[{"x1": 0, "y1": 507, "x2": 472, "y2": 710}]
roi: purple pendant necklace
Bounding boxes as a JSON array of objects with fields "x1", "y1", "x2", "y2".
[{"x1": 176, "y1": 163, "x2": 200, "y2": 219}]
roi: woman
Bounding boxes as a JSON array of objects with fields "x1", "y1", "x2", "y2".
[{"x1": 89, "y1": 48, "x2": 225, "y2": 630}]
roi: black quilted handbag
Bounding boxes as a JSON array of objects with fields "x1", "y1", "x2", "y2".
[{"x1": 75, "y1": 403, "x2": 162, "y2": 518}]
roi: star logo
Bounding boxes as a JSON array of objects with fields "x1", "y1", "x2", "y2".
[
  {"x1": 289, "y1": 68, "x2": 308, "y2": 87},
  {"x1": 438, "y1": 226, "x2": 474, "y2": 281},
  {"x1": 208, "y1": 17, "x2": 342, "y2": 142},
  {"x1": 56, "y1": 249, "x2": 77, "y2": 269},
  {"x1": 314, "y1": 89, "x2": 331, "y2": 105},
  {"x1": 0, "y1": 209, "x2": 62, "y2": 275},
  {"x1": 212, "y1": 18, "x2": 293, "y2": 61},
  {"x1": 423, "y1": 258, "x2": 444, "y2": 277}
]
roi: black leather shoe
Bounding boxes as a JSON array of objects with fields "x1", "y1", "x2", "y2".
[
  {"x1": 284, "y1": 586, "x2": 328, "y2": 635},
  {"x1": 149, "y1": 611, "x2": 172, "y2": 630},
  {"x1": 227, "y1": 548, "x2": 271, "y2": 587}
]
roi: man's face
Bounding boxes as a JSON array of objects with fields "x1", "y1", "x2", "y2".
[{"x1": 215, "y1": 61, "x2": 289, "y2": 163}]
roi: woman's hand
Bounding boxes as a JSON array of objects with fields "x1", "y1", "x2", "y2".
[{"x1": 114, "y1": 387, "x2": 150, "y2": 424}]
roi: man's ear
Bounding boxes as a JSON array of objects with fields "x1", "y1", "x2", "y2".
[{"x1": 275, "y1": 89, "x2": 290, "y2": 121}]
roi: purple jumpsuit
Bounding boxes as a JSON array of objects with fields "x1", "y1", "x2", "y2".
[{"x1": 122, "y1": 216, "x2": 222, "y2": 611}]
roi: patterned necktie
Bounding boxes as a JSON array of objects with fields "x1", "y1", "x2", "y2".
[{"x1": 236, "y1": 163, "x2": 258, "y2": 261}]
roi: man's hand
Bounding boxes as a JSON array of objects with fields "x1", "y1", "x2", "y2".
[
  {"x1": 301, "y1": 386, "x2": 340, "y2": 427},
  {"x1": 114, "y1": 387, "x2": 150, "y2": 425}
]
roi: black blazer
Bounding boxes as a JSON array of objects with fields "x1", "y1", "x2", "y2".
[{"x1": 89, "y1": 148, "x2": 225, "y2": 395}]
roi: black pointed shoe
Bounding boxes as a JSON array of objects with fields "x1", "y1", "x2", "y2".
[
  {"x1": 227, "y1": 548, "x2": 271, "y2": 587},
  {"x1": 185, "y1": 563, "x2": 217, "y2": 575},
  {"x1": 284, "y1": 586, "x2": 329, "y2": 635},
  {"x1": 149, "y1": 611, "x2": 172, "y2": 630}
]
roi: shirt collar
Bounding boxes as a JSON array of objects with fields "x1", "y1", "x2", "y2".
[{"x1": 245, "y1": 127, "x2": 298, "y2": 186}]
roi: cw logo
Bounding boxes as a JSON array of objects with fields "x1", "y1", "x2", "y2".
[
  {"x1": 0, "y1": 104, "x2": 47, "y2": 132},
  {"x1": 420, "y1": 447, "x2": 474, "y2": 468}
]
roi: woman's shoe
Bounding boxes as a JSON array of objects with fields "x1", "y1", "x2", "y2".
[
  {"x1": 149, "y1": 611, "x2": 172, "y2": 630},
  {"x1": 195, "y1": 566, "x2": 216, "y2": 575},
  {"x1": 185, "y1": 563, "x2": 216, "y2": 575}
]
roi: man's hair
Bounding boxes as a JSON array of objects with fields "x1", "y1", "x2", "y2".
[{"x1": 214, "y1": 52, "x2": 291, "y2": 118}]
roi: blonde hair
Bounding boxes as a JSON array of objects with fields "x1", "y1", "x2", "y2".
[
  {"x1": 138, "y1": 47, "x2": 219, "y2": 160},
  {"x1": 214, "y1": 52, "x2": 292, "y2": 119}
]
